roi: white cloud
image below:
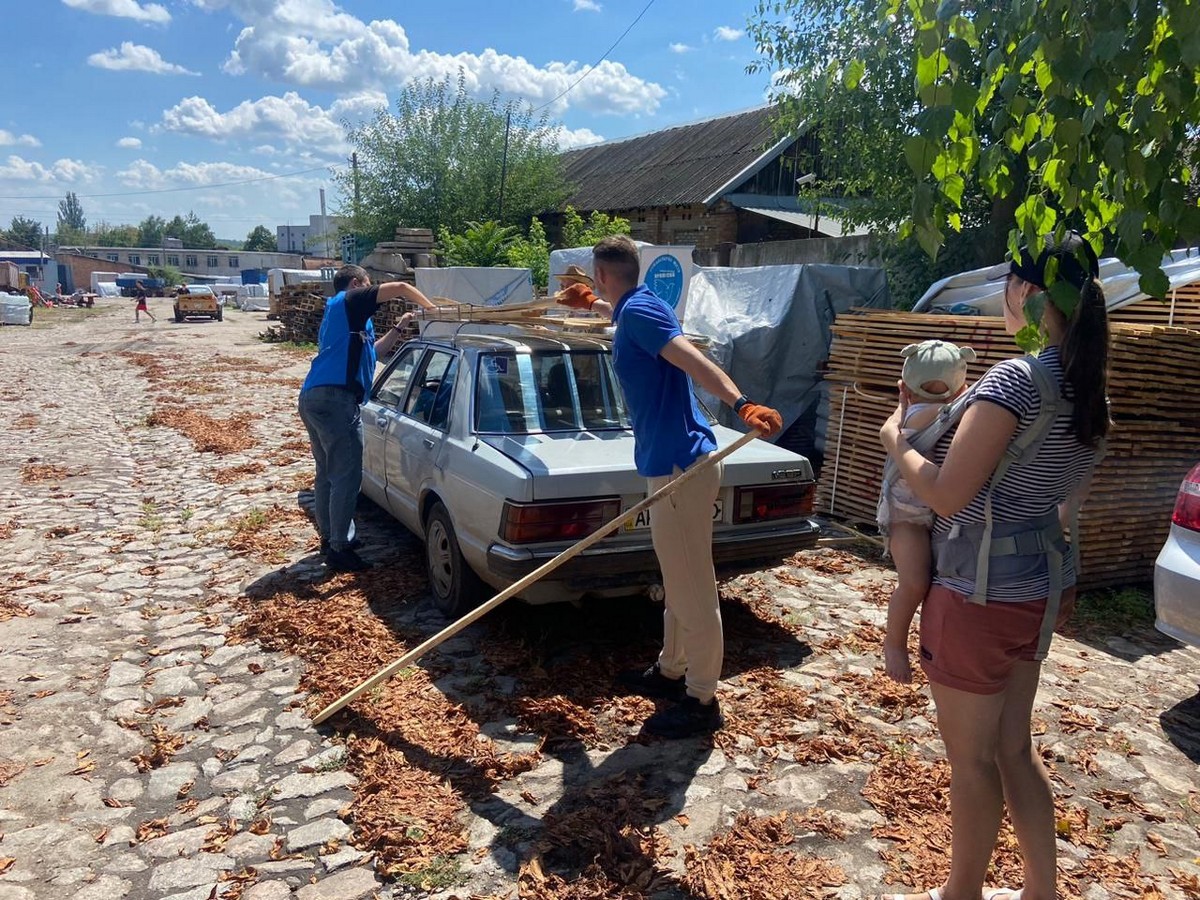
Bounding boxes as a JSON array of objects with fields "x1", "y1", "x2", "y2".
[
  {"x1": 116, "y1": 137, "x2": 143, "y2": 148},
  {"x1": 0, "y1": 155, "x2": 102, "y2": 183},
  {"x1": 116, "y1": 159, "x2": 280, "y2": 190},
  {"x1": 0, "y1": 130, "x2": 41, "y2": 148},
  {"x1": 713, "y1": 25, "x2": 744, "y2": 41},
  {"x1": 553, "y1": 125, "x2": 604, "y2": 150},
  {"x1": 61, "y1": 0, "x2": 170, "y2": 24},
  {"x1": 191, "y1": 0, "x2": 664, "y2": 116},
  {"x1": 157, "y1": 91, "x2": 384, "y2": 156},
  {"x1": 573, "y1": 0, "x2": 601, "y2": 10},
  {"x1": 88, "y1": 42, "x2": 199, "y2": 75},
  {"x1": 669, "y1": 42, "x2": 693, "y2": 54}
]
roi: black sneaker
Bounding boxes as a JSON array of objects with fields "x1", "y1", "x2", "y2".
[
  {"x1": 616, "y1": 663, "x2": 686, "y2": 700},
  {"x1": 325, "y1": 548, "x2": 372, "y2": 572},
  {"x1": 320, "y1": 537, "x2": 362, "y2": 555},
  {"x1": 641, "y1": 695, "x2": 723, "y2": 739}
]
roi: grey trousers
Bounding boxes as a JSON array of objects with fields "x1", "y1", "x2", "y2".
[{"x1": 298, "y1": 385, "x2": 361, "y2": 551}]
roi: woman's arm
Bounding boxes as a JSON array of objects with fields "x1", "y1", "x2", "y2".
[{"x1": 881, "y1": 399, "x2": 1018, "y2": 517}]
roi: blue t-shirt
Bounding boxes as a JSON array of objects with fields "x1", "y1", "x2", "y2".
[
  {"x1": 612, "y1": 285, "x2": 717, "y2": 477},
  {"x1": 301, "y1": 286, "x2": 379, "y2": 402}
]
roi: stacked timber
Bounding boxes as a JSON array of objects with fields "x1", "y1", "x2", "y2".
[
  {"x1": 817, "y1": 309, "x2": 1200, "y2": 589},
  {"x1": 275, "y1": 282, "x2": 417, "y2": 344},
  {"x1": 1109, "y1": 283, "x2": 1200, "y2": 330}
]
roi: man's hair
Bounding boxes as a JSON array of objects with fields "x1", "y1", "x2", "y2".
[
  {"x1": 592, "y1": 235, "x2": 640, "y2": 285},
  {"x1": 333, "y1": 264, "x2": 368, "y2": 293}
]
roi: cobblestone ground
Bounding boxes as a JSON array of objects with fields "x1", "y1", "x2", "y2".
[{"x1": 1, "y1": 302, "x2": 1198, "y2": 900}]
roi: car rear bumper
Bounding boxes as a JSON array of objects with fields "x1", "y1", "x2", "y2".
[
  {"x1": 1154, "y1": 523, "x2": 1200, "y2": 648},
  {"x1": 486, "y1": 519, "x2": 821, "y2": 589}
]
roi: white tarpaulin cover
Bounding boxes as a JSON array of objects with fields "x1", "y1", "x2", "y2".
[
  {"x1": 97, "y1": 282, "x2": 120, "y2": 298},
  {"x1": 1, "y1": 297, "x2": 32, "y2": 325},
  {"x1": 415, "y1": 267, "x2": 533, "y2": 306},
  {"x1": 913, "y1": 247, "x2": 1200, "y2": 315},
  {"x1": 236, "y1": 284, "x2": 269, "y2": 311},
  {"x1": 685, "y1": 264, "x2": 891, "y2": 467},
  {"x1": 546, "y1": 242, "x2": 653, "y2": 296}
]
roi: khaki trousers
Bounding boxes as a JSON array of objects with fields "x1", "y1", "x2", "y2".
[{"x1": 647, "y1": 454, "x2": 724, "y2": 703}]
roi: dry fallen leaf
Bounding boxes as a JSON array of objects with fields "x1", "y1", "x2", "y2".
[{"x1": 0, "y1": 858, "x2": 15, "y2": 875}]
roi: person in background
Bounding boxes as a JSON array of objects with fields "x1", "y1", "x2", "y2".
[
  {"x1": 559, "y1": 235, "x2": 783, "y2": 739},
  {"x1": 298, "y1": 265, "x2": 436, "y2": 572},
  {"x1": 134, "y1": 281, "x2": 155, "y2": 323}
]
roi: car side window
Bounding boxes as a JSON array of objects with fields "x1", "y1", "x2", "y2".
[
  {"x1": 405, "y1": 350, "x2": 458, "y2": 430},
  {"x1": 374, "y1": 346, "x2": 421, "y2": 408}
]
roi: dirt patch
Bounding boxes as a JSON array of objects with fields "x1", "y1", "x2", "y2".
[
  {"x1": 20, "y1": 462, "x2": 88, "y2": 483},
  {"x1": 146, "y1": 407, "x2": 258, "y2": 455},
  {"x1": 210, "y1": 462, "x2": 266, "y2": 485}
]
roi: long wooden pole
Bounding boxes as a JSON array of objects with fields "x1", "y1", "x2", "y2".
[{"x1": 312, "y1": 429, "x2": 761, "y2": 725}]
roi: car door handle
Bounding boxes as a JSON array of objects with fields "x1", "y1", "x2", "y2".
[
  {"x1": 422, "y1": 438, "x2": 435, "y2": 450},
  {"x1": 375, "y1": 417, "x2": 388, "y2": 429}
]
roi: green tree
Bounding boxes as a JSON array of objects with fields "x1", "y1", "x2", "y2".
[
  {"x1": 137, "y1": 215, "x2": 166, "y2": 248},
  {"x1": 560, "y1": 206, "x2": 631, "y2": 248},
  {"x1": 437, "y1": 220, "x2": 520, "y2": 267},
  {"x1": 164, "y1": 212, "x2": 218, "y2": 249},
  {"x1": 92, "y1": 222, "x2": 139, "y2": 247},
  {"x1": 506, "y1": 217, "x2": 552, "y2": 288},
  {"x1": 57, "y1": 192, "x2": 87, "y2": 244},
  {"x1": 243, "y1": 225, "x2": 277, "y2": 252},
  {"x1": 337, "y1": 74, "x2": 570, "y2": 244},
  {"x1": 5, "y1": 216, "x2": 42, "y2": 250},
  {"x1": 147, "y1": 265, "x2": 185, "y2": 287}
]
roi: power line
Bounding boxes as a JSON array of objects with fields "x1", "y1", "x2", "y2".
[
  {"x1": 0, "y1": 164, "x2": 336, "y2": 202},
  {"x1": 530, "y1": 0, "x2": 656, "y2": 113}
]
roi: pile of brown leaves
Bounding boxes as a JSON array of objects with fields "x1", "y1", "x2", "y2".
[
  {"x1": 832, "y1": 671, "x2": 930, "y2": 723},
  {"x1": 210, "y1": 462, "x2": 266, "y2": 485},
  {"x1": 0, "y1": 519, "x2": 17, "y2": 540},
  {"x1": 226, "y1": 505, "x2": 310, "y2": 564},
  {"x1": 0, "y1": 597, "x2": 33, "y2": 622},
  {"x1": 145, "y1": 406, "x2": 258, "y2": 454},
  {"x1": 12, "y1": 413, "x2": 38, "y2": 430},
  {"x1": 118, "y1": 351, "x2": 175, "y2": 382},
  {"x1": 0, "y1": 759, "x2": 26, "y2": 788},
  {"x1": 19, "y1": 462, "x2": 86, "y2": 483},
  {"x1": 132, "y1": 723, "x2": 185, "y2": 772},
  {"x1": 682, "y1": 811, "x2": 848, "y2": 900}
]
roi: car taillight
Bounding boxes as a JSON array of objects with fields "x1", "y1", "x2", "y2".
[
  {"x1": 500, "y1": 498, "x2": 621, "y2": 544},
  {"x1": 733, "y1": 483, "x2": 814, "y2": 524},
  {"x1": 1172, "y1": 463, "x2": 1200, "y2": 533}
]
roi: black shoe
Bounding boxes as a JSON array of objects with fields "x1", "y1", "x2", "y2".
[
  {"x1": 325, "y1": 548, "x2": 372, "y2": 572},
  {"x1": 616, "y1": 663, "x2": 686, "y2": 700},
  {"x1": 320, "y1": 537, "x2": 362, "y2": 555},
  {"x1": 641, "y1": 695, "x2": 723, "y2": 739}
]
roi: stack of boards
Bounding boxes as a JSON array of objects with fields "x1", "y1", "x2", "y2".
[{"x1": 817, "y1": 307, "x2": 1200, "y2": 589}]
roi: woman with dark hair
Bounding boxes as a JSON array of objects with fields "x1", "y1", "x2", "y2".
[{"x1": 878, "y1": 232, "x2": 1109, "y2": 900}]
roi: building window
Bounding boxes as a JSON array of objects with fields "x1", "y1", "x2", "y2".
[
  {"x1": 129, "y1": 254, "x2": 140, "y2": 265},
  {"x1": 185, "y1": 254, "x2": 198, "y2": 268},
  {"x1": 228, "y1": 256, "x2": 239, "y2": 268},
  {"x1": 167, "y1": 254, "x2": 180, "y2": 267},
  {"x1": 148, "y1": 254, "x2": 160, "y2": 266},
  {"x1": 206, "y1": 255, "x2": 219, "y2": 268},
  {"x1": 106, "y1": 253, "x2": 119, "y2": 262}
]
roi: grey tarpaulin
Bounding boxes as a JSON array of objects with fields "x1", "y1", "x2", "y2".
[{"x1": 685, "y1": 264, "x2": 891, "y2": 473}]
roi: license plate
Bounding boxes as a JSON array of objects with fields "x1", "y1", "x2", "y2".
[{"x1": 623, "y1": 497, "x2": 724, "y2": 531}]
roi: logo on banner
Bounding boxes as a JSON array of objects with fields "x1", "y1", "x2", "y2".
[{"x1": 645, "y1": 254, "x2": 684, "y2": 309}]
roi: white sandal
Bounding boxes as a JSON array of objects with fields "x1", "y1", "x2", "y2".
[
  {"x1": 983, "y1": 890, "x2": 1022, "y2": 900},
  {"x1": 881, "y1": 889, "x2": 944, "y2": 900}
]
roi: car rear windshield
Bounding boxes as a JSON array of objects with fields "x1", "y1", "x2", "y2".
[{"x1": 474, "y1": 351, "x2": 631, "y2": 434}]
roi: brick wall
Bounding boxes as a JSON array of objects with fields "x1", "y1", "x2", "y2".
[{"x1": 56, "y1": 254, "x2": 152, "y2": 293}]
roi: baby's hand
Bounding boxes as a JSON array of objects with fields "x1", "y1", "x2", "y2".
[{"x1": 882, "y1": 640, "x2": 913, "y2": 684}]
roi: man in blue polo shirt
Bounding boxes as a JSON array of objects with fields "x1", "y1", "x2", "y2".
[
  {"x1": 561, "y1": 236, "x2": 782, "y2": 738},
  {"x1": 299, "y1": 264, "x2": 435, "y2": 572}
]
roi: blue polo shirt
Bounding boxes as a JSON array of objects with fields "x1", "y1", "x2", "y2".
[{"x1": 612, "y1": 285, "x2": 717, "y2": 477}]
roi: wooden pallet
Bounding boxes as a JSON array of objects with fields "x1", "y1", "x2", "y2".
[{"x1": 816, "y1": 308, "x2": 1200, "y2": 589}]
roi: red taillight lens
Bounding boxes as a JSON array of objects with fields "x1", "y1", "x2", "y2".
[
  {"x1": 500, "y1": 498, "x2": 621, "y2": 544},
  {"x1": 1172, "y1": 464, "x2": 1200, "y2": 532},
  {"x1": 733, "y1": 483, "x2": 815, "y2": 524}
]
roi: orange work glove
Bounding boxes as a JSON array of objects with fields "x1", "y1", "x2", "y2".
[
  {"x1": 555, "y1": 282, "x2": 598, "y2": 310},
  {"x1": 739, "y1": 402, "x2": 783, "y2": 438}
]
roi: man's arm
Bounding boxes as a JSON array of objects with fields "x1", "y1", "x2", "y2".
[
  {"x1": 659, "y1": 335, "x2": 740, "y2": 406},
  {"x1": 374, "y1": 312, "x2": 415, "y2": 354},
  {"x1": 377, "y1": 281, "x2": 437, "y2": 310}
]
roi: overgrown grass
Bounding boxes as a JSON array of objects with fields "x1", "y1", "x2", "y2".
[
  {"x1": 397, "y1": 855, "x2": 464, "y2": 891},
  {"x1": 1070, "y1": 586, "x2": 1155, "y2": 635}
]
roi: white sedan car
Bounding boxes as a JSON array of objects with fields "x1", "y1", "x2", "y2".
[
  {"x1": 1155, "y1": 461, "x2": 1200, "y2": 648},
  {"x1": 360, "y1": 326, "x2": 820, "y2": 616}
]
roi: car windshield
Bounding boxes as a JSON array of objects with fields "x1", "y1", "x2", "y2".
[{"x1": 474, "y1": 350, "x2": 631, "y2": 434}]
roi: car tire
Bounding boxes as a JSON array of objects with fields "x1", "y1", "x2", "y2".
[
  {"x1": 216, "y1": 307, "x2": 223, "y2": 321},
  {"x1": 424, "y1": 501, "x2": 486, "y2": 619}
]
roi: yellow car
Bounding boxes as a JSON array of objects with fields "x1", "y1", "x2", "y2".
[{"x1": 173, "y1": 284, "x2": 223, "y2": 322}]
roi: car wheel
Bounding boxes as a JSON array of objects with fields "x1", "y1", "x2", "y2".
[
  {"x1": 424, "y1": 501, "x2": 486, "y2": 619},
  {"x1": 216, "y1": 307, "x2": 223, "y2": 321}
]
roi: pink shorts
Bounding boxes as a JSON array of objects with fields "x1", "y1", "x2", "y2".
[{"x1": 918, "y1": 584, "x2": 1077, "y2": 694}]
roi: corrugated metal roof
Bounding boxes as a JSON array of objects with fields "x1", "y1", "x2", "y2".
[{"x1": 558, "y1": 107, "x2": 791, "y2": 211}]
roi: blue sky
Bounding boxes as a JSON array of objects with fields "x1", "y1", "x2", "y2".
[{"x1": 0, "y1": 0, "x2": 774, "y2": 243}]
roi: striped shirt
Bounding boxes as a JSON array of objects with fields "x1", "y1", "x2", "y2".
[{"x1": 932, "y1": 347, "x2": 1099, "y2": 602}]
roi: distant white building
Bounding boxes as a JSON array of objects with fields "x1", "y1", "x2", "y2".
[
  {"x1": 65, "y1": 246, "x2": 333, "y2": 281},
  {"x1": 277, "y1": 215, "x2": 344, "y2": 256}
]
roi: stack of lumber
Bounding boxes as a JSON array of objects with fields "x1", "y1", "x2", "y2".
[
  {"x1": 1109, "y1": 284, "x2": 1200, "y2": 330},
  {"x1": 817, "y1": 309, "x2": 1200, "y2": 589},
  {"x1": 275, "y1": 282, "x2": 415, "y2": 344}
]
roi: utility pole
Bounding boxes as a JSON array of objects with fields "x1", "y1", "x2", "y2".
[
  {"x1": 351, "y1": 152, "x2": 361, "y2": 264},
  {"x1": 497, "y1": 109, "x2": 511, "y2": 221}
]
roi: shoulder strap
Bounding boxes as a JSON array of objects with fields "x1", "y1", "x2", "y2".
[{"x1": 879, "y1": 382, "x2": 978, "y2": 492}]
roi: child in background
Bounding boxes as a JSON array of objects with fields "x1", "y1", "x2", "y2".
[{"x1": 878, "y1": 339, "x2": 976, "y2": 683}]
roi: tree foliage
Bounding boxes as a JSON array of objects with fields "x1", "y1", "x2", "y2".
[
  {"x1": 560, "y1": 206, "x2": 632, "y2": 249},
  {"x1": 244, "y1": 225, "x2": 277, "y2": 252},
  {"x1": 506, "y1": 217, "x2": 552, "y2": 288},
  {"x1": 437, "y1": 221, "x2": 521, "y2": 267},
  {"x1": 5, "y1": 216, "x2": 43, "y2": 250},
  {"x1": 337, "y1": 75, "x2": 571, "y2": 244},
  {"x1": 58, "y1": 192, "x2": 86, "y2": 236},
  {"x1": 164, "y1": 212, "x2": 217, "y2": 249},
  {"x1": 137, "y1": 215, "x2": 166, "y2": 248},
  {"x1": 749, "y1": 0, "x2": 1200, "y2": 297},
  {"x1": 147, "y1": 265, "x2": 185, "y2": 287}
]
